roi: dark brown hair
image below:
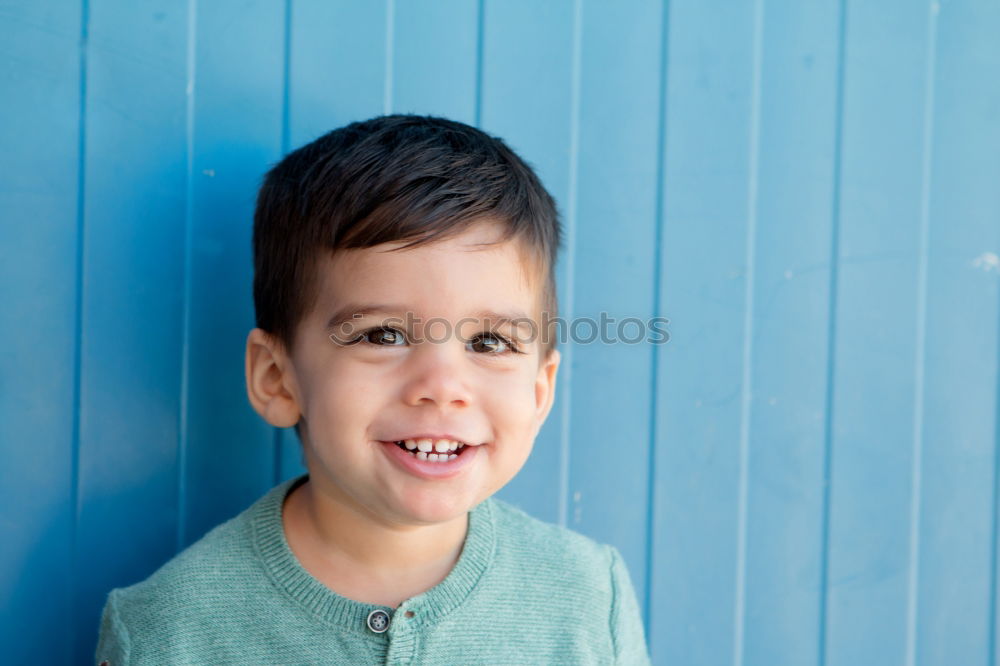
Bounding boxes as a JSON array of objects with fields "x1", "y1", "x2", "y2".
[{"x1": 252, "y1": 114, "x2": 562, "y2": 355}]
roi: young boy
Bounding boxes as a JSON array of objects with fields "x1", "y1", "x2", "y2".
[{"x1": 96, "y1": 114, "x2": 650, "y2": 664}]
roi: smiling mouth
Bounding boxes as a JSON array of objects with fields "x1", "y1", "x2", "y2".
[{"x1": 391, "y1": 438, "x2": 478, "y2": 463}]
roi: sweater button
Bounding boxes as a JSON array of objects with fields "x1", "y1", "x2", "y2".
[{"x1": 367, "y1": 609, "x2": 390, "y2": 633}]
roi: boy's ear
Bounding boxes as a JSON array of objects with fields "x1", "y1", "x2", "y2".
[
  {"x1": 245, "y1": 328, "x2": 302, "y2": 428},
  {"x1": 533, "y1": 348, "x2": 560, "y2": 426}
]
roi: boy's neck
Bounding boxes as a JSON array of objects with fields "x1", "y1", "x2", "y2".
[{"x1": 282, "y1": 478, "x2": 469, "y2": 608}]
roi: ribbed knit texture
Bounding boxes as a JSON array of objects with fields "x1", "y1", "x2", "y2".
[{"x1": 95, "y1": 474, "x2": 650, "y2": 665}]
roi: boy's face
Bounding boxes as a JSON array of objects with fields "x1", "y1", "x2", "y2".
[{"x1": 247, "y1": 220, "x2": 559, "y2": 528}]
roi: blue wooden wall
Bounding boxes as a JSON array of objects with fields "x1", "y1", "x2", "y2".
[{"x1": 2, "y1": 1, "x2": 999, "y2": 664}]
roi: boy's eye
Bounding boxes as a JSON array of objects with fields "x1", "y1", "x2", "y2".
[
  {"x1": 468, "y1": 332, "x2": 520, "y2": 355},
  {"x1": 355, "y1": 326, "x2": 407, "y2": 346}
]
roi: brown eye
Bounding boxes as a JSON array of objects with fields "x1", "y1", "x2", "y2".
[
  {"x1": 468, "y1": 332, "x2": 517, "y2": 354},
  {"x1": 357, "y1": 327, "x2": 406, "y2": 346}
]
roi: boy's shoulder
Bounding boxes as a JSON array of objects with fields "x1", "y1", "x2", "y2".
[
  {"x1": 106, "y1": 480, "x2": 281, "y2": 619},
  {"x1": 485, "y1": 496, "x2": 618, "y2": 583},
  {"x1": 464, "y1": 496, "x2": 649, "y2": 662}
]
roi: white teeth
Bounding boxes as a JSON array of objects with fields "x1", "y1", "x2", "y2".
[{"x1": 396, "y1": 437, "x2": 477, "y2": 462}]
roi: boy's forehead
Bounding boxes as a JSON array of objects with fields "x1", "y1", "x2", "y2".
[{"x1": 312, "y1": 223, "x2": 545, "y2": 318}]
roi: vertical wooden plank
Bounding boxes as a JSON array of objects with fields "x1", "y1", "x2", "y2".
[
  {"x1": 390, "y1": 0, "x2": 479, "y2": 123},
  {"x1": 916, "y1": 1, "x2": 1000, "y2": 663},
  {"x1": 287, "y1": 0, "x2": 388, "y2": 147},
  {"x1": 563, "y1": 0, "x2": 662, "y2": 622},
  {"x1": 73, "y1": 0, "x2": 187, "y2": 659},
  {"x1": 0, "y1": 1, "x2": 82, "y2": 663},
  {"x1": 480, "y1": 0, "x2": 576, "y2": 527},
  {"x1": 740, "y1": 2, "x2": 842, "y2": 665},
  {"x1": 182, "y1": 0, "x2": 286, "y2": 546},
  {"x1": 825, "y1": 1, "x2": 934, "y2": 664},
  {"x1": 650, "y1": 1, "x2": 756, "y2": 663}
]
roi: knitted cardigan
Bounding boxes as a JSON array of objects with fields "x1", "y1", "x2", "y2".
[{"x1": 96, "y1": 474, "x2": 651, "y2": 665}]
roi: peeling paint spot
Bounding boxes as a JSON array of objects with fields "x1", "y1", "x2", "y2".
[
  {"x1": 202, "y1": 169, "x2": 216, "y2": 177},
  {"x1": 768, "y1": 397, "x2": 778, "y2": 406},
  {"x1": 694, "y1": 399, "x2": 702, "y2": 408},
  {"x1": 972, "y1": 252, "x2": 1000, "y2": 273},
  {"x1": 573, "y1": 491, "x2": 582, "y2": 502},
  {"x1": 784, "y1": 269, "x2": 793, "y2": 279}
]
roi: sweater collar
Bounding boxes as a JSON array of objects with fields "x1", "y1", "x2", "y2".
[{"x1": 251, "y1": 474, "x2": 496, "y2": 633}]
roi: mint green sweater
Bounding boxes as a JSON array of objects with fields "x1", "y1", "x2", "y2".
[{"x1": 96, "y1": 475, "x2": 650, "y2": 665}]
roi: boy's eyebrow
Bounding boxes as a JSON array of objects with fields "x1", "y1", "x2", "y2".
[
  {"x1": 324, "y1": 303, "x2": 407, "y2": 331},
  {"x1": 324, "y1": 304, "x2": 534, "y2": 331}
]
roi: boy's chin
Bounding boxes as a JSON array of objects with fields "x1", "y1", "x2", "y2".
[{"x1": 390, "y1": 492, "x2": 479, "y2": 527}]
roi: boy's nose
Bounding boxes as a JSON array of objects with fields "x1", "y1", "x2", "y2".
[{"x1": 400, "y1": 342, "x2": 472, "y2": 409}]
